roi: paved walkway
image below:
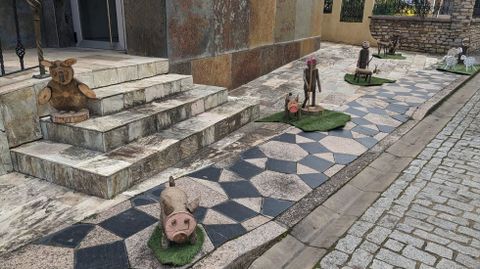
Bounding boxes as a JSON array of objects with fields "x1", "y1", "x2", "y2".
[
  {"x1": 0, "y1": 43, "x2": 467, "y2": 268},
  {"x1": 314, "y1": 85, "x2": 480, "y2": 268}
]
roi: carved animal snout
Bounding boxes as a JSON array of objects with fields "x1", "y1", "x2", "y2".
[
  {"x1": 58, "y1": 71, "x2": 66, "y2": 83},
  {"x1": 164, "y1": 212, "x2": 197, "y2": 243}
]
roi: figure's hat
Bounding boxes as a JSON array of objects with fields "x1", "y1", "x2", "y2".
[{"x1": 307, "y1": 57, "x2": 317, "y2": 66}]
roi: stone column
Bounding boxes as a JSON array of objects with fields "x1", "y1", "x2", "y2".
[{"x1": 450, "y1": 0, "x2": 475, "y2": 46}]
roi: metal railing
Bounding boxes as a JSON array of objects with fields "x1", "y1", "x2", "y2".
[
  {"x1": 340, "y1": 0, "x2": 366, "y2": 22},
  {"x1": 372, "y1": 0, "x2": 454, "y2": 17},
  {"x1": 0, "y1": 0, "x2": 47, "y2": 78}
]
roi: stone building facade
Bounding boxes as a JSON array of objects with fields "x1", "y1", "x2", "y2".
[
  {"x1": 370, "y1": 0, "x2": 480, "y2": 54},
  {"x1": 1, "y1": 0, "x2": 323, "y2": 89},
  {"x1": 164, "y1": 0, "x2": 323, "y2": 89}
]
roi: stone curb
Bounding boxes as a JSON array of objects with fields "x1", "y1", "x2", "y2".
[{"x1": 196, "y1": 72, "x2": 480, "y2": 269}]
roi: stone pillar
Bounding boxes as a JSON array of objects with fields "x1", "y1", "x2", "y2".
[
  {"x1": 450, "y1": 0, "x2": 475, "y2": 46},
  {"x1": 0, "y1": 111, "x2": 12, "y2": 175}
]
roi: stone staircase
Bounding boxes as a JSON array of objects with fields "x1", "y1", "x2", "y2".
[{"x1": 10, "y1": 59, "x2": 259, "y2": 199}]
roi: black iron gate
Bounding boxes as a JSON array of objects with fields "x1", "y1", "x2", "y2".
[{"x1": 0, "y1": 0, "x2": 47, "y2": 78}]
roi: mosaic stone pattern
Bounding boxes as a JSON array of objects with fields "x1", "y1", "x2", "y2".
[{"x1": 3, "y1": 68, "x2": 459, "y2": 268}]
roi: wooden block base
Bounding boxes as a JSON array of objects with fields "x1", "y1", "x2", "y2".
[
  {"x1": 301, "y1": 105, "x2": 324, "y2": 115},
  {"x1": 52, "y1": 109, "x2": 90, "y2": 124}
]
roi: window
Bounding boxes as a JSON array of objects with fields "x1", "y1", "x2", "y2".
[
  {"x1": 340, "y1": 0, "x2": 366, "y2": 22},
  {"x1": 474, "y1": 0, "x2": 480, "y2": 18},
  {"x1": 324, "y1": 0, "x2": 333, "y2": 13}
]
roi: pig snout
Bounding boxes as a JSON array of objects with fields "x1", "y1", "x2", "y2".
[{"x1": 164, "y1": 212, "x2": 197, "y2": 243}]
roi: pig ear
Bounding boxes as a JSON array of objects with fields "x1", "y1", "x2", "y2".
[
  {"x1": 63, "y1": 58, "x2": 77, "y2": 66},
  {"x1": 40, "y1": 60, "x2": 53, "y2": 67},
  {"x1": 162, "y1": 200, "x2": 175, "y2": 216},
  {"x1": 187, "y1": 197, "x2": 200, "y2": 213}
]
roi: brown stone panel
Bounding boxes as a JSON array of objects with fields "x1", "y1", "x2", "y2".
[
  {"x1": 260, "y1": 45, "x2": 284, "y2": 75},
  {"x1": 124, "y1": 0, "x2": 167, "y2": 57},
  {"x1": 274, "y1": 0, "x2": 296, "y2": 42},
  {"x1": 166, "y1": 0, "x2": 215, "y2": 60},
  {"x1": 192, "y1": 54, "x2": 232, "y2": 88},
  {"x1": 232, "y1": 49, "x2": 262, "y2": 89},
  {"x1": 283, "y1": 41, "x2": 301, "y2": 65},
  {"x1": 169, "y1": 61, "x2": 192, "y2": 76},
  {"x1": 249, "y1": 0, "x2": 276, "y2": 48},
  {"x1": 300, "y1": 38, "x2": 317, "y2": 57},
  {"x1": 213, "y1": 0, "x2": 250, "y2": 53}
]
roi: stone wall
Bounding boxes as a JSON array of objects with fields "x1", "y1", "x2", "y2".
[
  {"x1": 370, "y1": 16, "x2": 454, "y2": 54},
  {"x1": 370, "y1": 0, "x2": 479, "y2": 54},
  {"x1": 164, "y1": 0, "x2": 323, "y2": 89},
  {"x1": 470, "y1": 20, "x2": 480, "y2": 51}
]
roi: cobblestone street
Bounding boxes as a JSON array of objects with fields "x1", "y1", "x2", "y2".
[{"x1": 317, "y1": 88, "x2": 480, "y2": 268}]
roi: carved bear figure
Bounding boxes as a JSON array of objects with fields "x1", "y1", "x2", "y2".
[{"x1": 37, "y1": 58, "x2": 96, "y2": 112}]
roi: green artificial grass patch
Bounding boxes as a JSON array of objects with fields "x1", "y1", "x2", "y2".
[
  {"x1": 344, "y1": 74, "x2": 396, "y2": 87},
  {"x1": 148, "y1": 226, "x2": 204, "y2": 267},
  {"x1": 373, "y1": 53, "x2": 407, "y2": 60},
  {"x1": 436, "y1": 64, "x2": 480, "y2": 76},
  {"x1": 257, "y1": 110, "x2": 351, "y2": 132}
]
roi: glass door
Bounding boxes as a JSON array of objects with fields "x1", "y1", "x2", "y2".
[{"x1": 70, "y1": 0, "x2": 125, "y2": 50}]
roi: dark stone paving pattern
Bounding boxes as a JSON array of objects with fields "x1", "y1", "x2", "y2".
[{"x1": 26, "y1": 70, "x2": 459, "y2": 268}]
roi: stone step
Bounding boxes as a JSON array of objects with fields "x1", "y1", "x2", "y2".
[
  {"x1": 75, "y1": 58, "x2": 169, "y2": 89},
  {"x1": 12, "y1": 100, "x2": 260, "y2": 199},
  {"x1": 88, "y1": 74, "x2": 193, "y2": 116},
  {"x1": 41, "y1": 85, "x2": 229, "y2": 152}
]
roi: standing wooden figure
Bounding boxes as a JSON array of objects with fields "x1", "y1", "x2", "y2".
[
  {"x1": 302, "y1": 58, "x2": 322, "y2": 110},
  {"x1": 37, "y1": 58, "x2": 96, "y2": 123}
]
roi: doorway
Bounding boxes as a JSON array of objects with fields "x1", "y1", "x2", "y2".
[{"x1": 70, "y1": 0, "x2": 126, "y2": 50}]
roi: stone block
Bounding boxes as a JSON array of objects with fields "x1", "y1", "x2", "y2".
[
  {"x1": 0, "y1": 87, "x2": 42, "y2": 147},
  {"x1": 116, "y1": 65, "x2": 138, "y2": 83},
  {"x1": 166, "y1": 0, "x2": 215, "y2": 60},
  {"x1": 169, "y1": 61, "x2": 192, "y2": 75},
  {"x1": 0, "y1": 132, "x2": 12, "y2": 175},
  {"x1": 154, "y1": 60, "x2": 170, "y2": 74},
  {"x1": 249, "y1": 0, "x2": 276, "y2": 48},
  {"x1": 300, "y1": 38, "x2": 317, "y2": 57},
  {"x1": 213, "y1": 0, "x2": 250, "y2": 53},
  {"x1": 283, "y1": 41, "x2": 301, "y2": 65},
  {"x1": 323, "y1": 184, "x2": 379, "y2": 216},
  {"x1": 232, "y1": 48, "x2": 262, "y2": 88},
  {"x1": 93, "y1": 68, "x2": 119, "y2": 88},
  {"x1": 274, "y1": 0, "x2": 296, "y2": 42},
  {"x1": 249, "y1": 235, "x2": 304, "y2": 269},
  {"x1": 137, "y1": 62, "x2": 156, "y2": 79},
  {"x1": 192, "y1": 54, "x2": 232, "y2": 88},
  {"x1": 260, "y1": 44, "x2": 284, "y2": 75}
]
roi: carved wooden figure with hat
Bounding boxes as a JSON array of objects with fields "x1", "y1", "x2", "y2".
[{"x1": 302, "y1": 57, "x2": 323, "y2": 114}]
